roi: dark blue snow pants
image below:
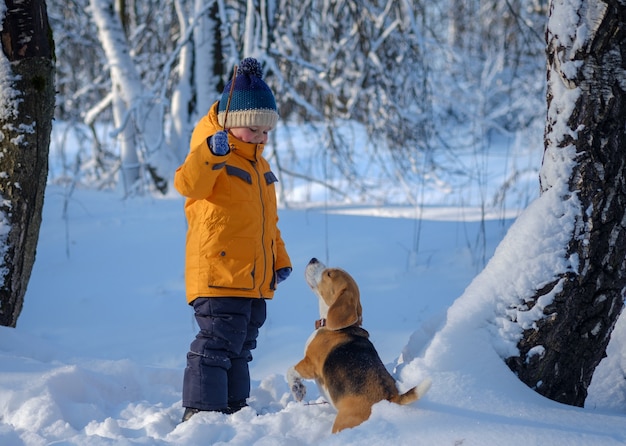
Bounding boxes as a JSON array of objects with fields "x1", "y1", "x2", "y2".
[{"x1": 182, "y1": 297, "x2": 266, "y2": 411}]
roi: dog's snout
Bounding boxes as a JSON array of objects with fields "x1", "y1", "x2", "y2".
[{"x1": 305, "y1": 257, "x2": 325, "y2": 290}]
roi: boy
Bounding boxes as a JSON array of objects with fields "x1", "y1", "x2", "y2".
[{"x1": 174, "y1": 58, "x2": 292, "y2": 422}]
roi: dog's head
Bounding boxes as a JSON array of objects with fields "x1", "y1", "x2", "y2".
[{"x1": 305, "y1": 258, "x2": 362, "y2": 330}]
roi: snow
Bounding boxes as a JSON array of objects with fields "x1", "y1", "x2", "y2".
[
  {"x1": 0, "y1": 18, "x2": 17, "y2": 288},
  {"x1": 0, "y1": 18, "x2": 22, "y2": 124},
  {"x1": 1, "y1": 163, "x2": 625, "y2": 444},
  {"x1": 2, "y1": 1, "x2": 626, "y2": 437}
]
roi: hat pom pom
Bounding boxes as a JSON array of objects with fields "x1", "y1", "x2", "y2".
[{"x1": 238, "y1": 58, "x2": 264, "y2": 79}]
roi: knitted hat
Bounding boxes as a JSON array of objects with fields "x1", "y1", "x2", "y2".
[{"x1": 218, "y1": 58, "x2": 278, "y2": 129}]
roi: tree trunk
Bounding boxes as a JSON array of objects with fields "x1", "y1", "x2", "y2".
[
  {"x1": 0, "y1": 0, "x2": 55, "y2": 327},
  {"x1": 91, "y1": 0, "x2": 173, "y2": 195},
  {"x1": 169, "y1": 0, "x2": 194, "y2": 164},
  {"x1": 193, "y1": 0, "x2": 222, "y2": 117},
  {"x1": 505, "y1": 0, "x2": 626, "y2": 406}
]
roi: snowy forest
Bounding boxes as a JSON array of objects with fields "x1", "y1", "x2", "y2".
[
  {"x1": 1, "y1": 0, "x2": 626, "y2": 443},
  {"x1": 51, "y1": 0, "x2": 547, "y2": 203}
]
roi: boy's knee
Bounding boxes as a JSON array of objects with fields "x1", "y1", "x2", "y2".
[{"x1": 187, "y1": 349, "x2": 230, "y2": 369}]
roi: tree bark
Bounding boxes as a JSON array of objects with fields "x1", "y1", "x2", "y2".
[
  {"x1": 0, "y1": 0, "x2": 55, "y2": 327},
  {"x1": 506, "y1": 0, "x2": 626, "y2": 406},
  {"x1": 193, "y1": 0, "x2": 222, "y2": 117}
]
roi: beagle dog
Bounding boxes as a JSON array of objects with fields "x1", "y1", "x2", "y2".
[{"x1": 287, "y1": 258, "x2": 431, "y2": 433}]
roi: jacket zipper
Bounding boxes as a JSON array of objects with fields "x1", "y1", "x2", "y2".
[{"x1": 251, "y1": 155, "x2": 267, "y2": 297}]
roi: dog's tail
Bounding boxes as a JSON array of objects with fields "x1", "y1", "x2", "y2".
[{"x1": 393, "y1": 377, "x2": 432, "y2": 405}]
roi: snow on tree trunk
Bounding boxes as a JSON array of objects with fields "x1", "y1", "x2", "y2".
[
  {"x1": 242, "y1": 0, "x2": 272, "y2": 58},
  {"x1": 505, "y1": 0, "x2": 626, "y2": 406},
  {"x1": 193, "y1": 0, "x2": 221, "y2": 118},
  {"x1": 168, "y1": 0, "x2": 195, "y2": 164},
  {"x1": 90, "y1": 0, "x2": 142, "y2": 194},
  {"x1": 243, "y1": 0, "x2": 256, "y2": 57},
  {"x1": 0, "y1": 0, "x2": 54, "y2": 327},
  {"x1": 90, "y1": 0, "x2": 169, "y2": 195}
]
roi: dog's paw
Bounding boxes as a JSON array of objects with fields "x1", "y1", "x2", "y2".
[
  {"x1": 287, "y1": 367, "x2": 307, "y2": 402},
  {"x1": 291, "y1": 378, "x2": 307, "y2": 402}
]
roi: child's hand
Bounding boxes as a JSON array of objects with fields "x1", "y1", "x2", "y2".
[
  {"x1": 276, "y1": 267, "x2": 291, "y2": 284},
  {"x1": 208, "y1": 131, "x2": 230, "y2": 155}
]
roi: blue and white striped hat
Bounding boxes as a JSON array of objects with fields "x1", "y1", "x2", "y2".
[{"x1": 218, "y1": 58, "x2": 278, "y2": 129}]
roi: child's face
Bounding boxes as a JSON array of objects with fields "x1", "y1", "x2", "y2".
[{"x1": 230, "y1": 126, "x2": 272, "y2": 144}]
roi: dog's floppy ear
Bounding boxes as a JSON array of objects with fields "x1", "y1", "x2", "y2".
[{"x1": 325, "y1": 286, "x2": 362, "y2": 330}]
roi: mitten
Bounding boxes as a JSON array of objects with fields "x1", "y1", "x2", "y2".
[
  {"x1": 276, "y1": 267, "x2": 292, "y2": 284},
  {"x1": 208, "y1": 130, "x2": 230, "y2": 155}
]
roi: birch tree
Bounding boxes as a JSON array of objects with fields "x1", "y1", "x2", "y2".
[
  {"x1": 0, "y1": 0, "x2": 55, "y2": 327},
  {"x1": 168, "y1": 0, "x2": 195, "y2": 164},
  {"x1": 168, "y1": 0, "x2": 230, "y2": 161},
  {"x1": 192, "y1": 0, "x2": 222, "y2": 119},
  {"x1": 89, "y1": 0, "x2": 172, "y2": 195},
  {"x1": 505, "y1": 0, "x2": 626, "y2": 406}
]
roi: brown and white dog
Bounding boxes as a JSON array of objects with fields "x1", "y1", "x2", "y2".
[{"x1": 287, "y1": 258, "x2": 431, "y2": 433}]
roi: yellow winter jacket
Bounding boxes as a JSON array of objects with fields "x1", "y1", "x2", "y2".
[{"x1": 174, "y1": 102, "x2": 291, "y2": 304}]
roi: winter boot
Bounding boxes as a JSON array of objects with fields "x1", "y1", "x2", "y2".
[{"x1": 181, "y1": 407, "x2": 200, "y2": 422}]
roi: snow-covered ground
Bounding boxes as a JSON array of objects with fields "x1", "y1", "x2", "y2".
[
  {"x1": 1, "y1": 92, "x2": 625, "y2": 444},
  {"x1": 1, "y1": 172, "x2": 625, "y2": 444}
]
